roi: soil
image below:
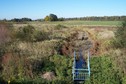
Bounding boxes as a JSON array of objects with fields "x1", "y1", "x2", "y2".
[{"x1": 60, "y1": 31, "x2": 92, "y2": 57}]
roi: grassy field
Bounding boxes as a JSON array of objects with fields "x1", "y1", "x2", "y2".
[
  {"x1": 13, "y1": 21, "x2": 121, "y2": 32},
  {"x1": 29, "y1": 21, "x2": 121, "y2": 26}
]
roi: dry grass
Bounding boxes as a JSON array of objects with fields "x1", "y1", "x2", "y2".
[
  {"x1": 0, "y1": 22, "x2": 12, "y2": 44},
  {"x1": 16, "y1": 40, "x2": 59, "y2": 59},
  {"x1": 12, "y1": 22, "x2": 116, "y2": 56}
]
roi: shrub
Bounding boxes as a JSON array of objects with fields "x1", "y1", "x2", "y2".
[
  {"x1": 16, "y1": 25, "x2": 35, "y2": 42},
  {"x1": 1, "y1": 52, "x2": 33, "y2": 82},
  {"x1": 114, "y1": 21, "x2": 126, "y2": 48},
  {"x1": 13, "y1": 55, "x2": 72, "y2": 83},
  {"x1": 16, "y1": 25, "x2": 50, "y2": 42},
  {"x1": 85, "y1": 55, "x2": 123, "y2": 84},
  {"x1": 49, "y1": 55, "x2": 72, "y2": 80},
  {"x1": 34, "y1": 31, "x2": 50, "y2": 42}
]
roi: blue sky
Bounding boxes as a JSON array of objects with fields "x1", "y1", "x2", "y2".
[{"x1": 0, "y1": 0, "x2": 126, "y2": 19}]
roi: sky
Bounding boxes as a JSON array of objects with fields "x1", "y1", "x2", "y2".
[{"x1": 0, "y1": 0, "x2": 126, "y2": 20}]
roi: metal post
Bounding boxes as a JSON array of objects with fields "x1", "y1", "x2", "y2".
[
  {"x1": 73, "y1": 51, "x2": 76, "y2": 80},
  {"x1": 88, "y1": 50, "x2": 90, "y2": 77}
]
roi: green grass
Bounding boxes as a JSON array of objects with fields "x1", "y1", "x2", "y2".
[{"x1": 29, "y1": 21, "x2": 121, "y2": 26}]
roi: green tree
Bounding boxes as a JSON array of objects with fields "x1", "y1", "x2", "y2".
[
  {"x1": 44, "y1": 14, "x2": 58, "y2": 21},
  {"x1": 44, "y1": 16, "x2": 50, "y2": 21},
  {"x1": 49, "y1": 14, "x2": 58, "y2": 21}
]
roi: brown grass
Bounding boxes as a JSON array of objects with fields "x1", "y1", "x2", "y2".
[{"x1": 0, "y1": 22, "x2": 11, "y2": 44}]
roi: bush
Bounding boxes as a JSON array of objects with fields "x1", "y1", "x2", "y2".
[
  {"x1": 16, "y1": 25, "x2": 50, "y2": 42},
  {"x1": 85, "y1": 55, "x2": 123, "y2": 84},
  {"x1": 49, "y1": 55, "x2": 72, "y2": 80},
  {"x1": 114, "y1": 21, "x2": 126, "y2": 48},
  {"x1": 16, "y1": 25, "x2": 35, "y2": 42},
  {"x1": 34, "y1": 31, "x2": 50, "y2": 42}
]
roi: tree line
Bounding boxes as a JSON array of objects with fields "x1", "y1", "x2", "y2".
[
  {"x1": 0, "y1": 15, "x2": 126, "y2": 22},
  {"x1": 65, "y1": 16, "x2": 126, "y2": 21},
  {"x1": 11, "y1": 18, "x2": 32, "y2": 22}
]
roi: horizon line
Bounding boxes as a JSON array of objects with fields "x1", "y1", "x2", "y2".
[{"x1": 1, "y1": 15, "x2": 126, "y2": 20}]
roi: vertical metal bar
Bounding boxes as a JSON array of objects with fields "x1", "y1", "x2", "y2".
[
  {"x1": 73, "y1": 51, "x2": 76, "y2": 80},
  {"x1": 88, "y1": 50, "x2": 90, "y2": 77}
]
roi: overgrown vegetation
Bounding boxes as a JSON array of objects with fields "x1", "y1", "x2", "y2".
[
  {"x1": 85, "y1": 54, "x2": 125, "y2": 84},
  {"x1": 0, "y1": 20, "x2": 126, "y2": 84},
  {"x1": 0, "y1": 22, "x2": 13, "y2": 44},
  {"x1": 16, "y1": 25, "x2": 50, "y2": 42},
  {"x1": 113, "y1": 21, "x2": 126, "y2": 48},
  {"x1": 1, "y1": 54, "x2": 73, "y2": 84}
]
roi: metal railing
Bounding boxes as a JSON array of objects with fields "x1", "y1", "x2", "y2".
[{"x1": 72, "y1": 50, "x2": 90, "y2": 81}]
